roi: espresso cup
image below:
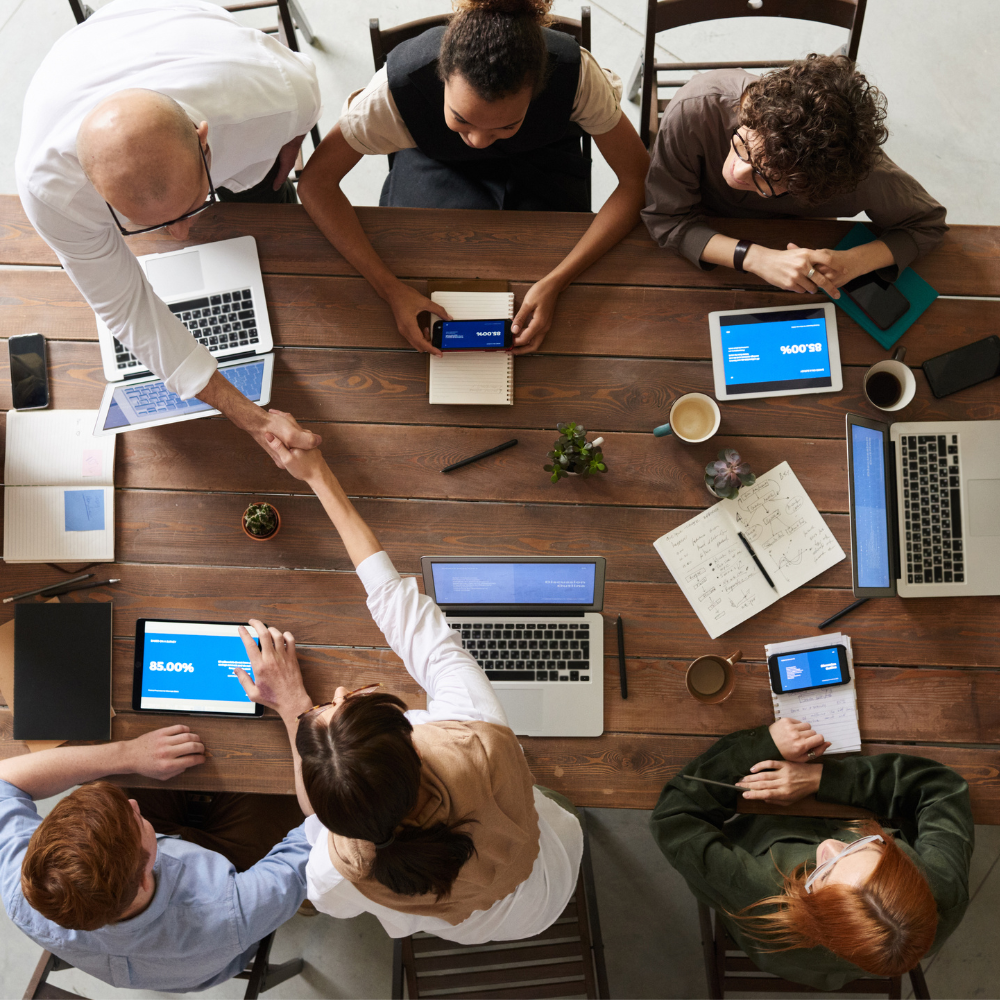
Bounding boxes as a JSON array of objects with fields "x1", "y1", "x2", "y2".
[
  {"x1": 864, "y1": 346, "x2": 916, "y2": 412},
  {"x1": 654, "y1": 392, "x2": 721, "y2": 443},
  {"x1": 685, "y1": 650, "x2": 741, "y2": 705}
]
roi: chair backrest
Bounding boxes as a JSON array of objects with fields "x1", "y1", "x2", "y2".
[{"x1": 639, "y1": 0, "x2": 868, "y2": 147}]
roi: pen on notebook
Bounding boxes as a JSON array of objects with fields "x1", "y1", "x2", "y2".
[
  {"x1": 817, "y1": 597, "x2": 869, "y2": 629},
  {"x1": 737, "y1": 532, "x2": 777, "y2": 592},
  {"x1": 441, "y1": 439, "x2": 518, "y2": 473},
  {"x1": 616, "y1": 615, "x2": 628, "y2": 699},
  {"x1": 3, "y1": 574, "x2": 93, "y2": 603},
  {"x1": 681, "y1": 774, "x2": 746, "y2": 790},
  {"x1": 45, "y1": 579, "x2": 121, "y2": 597}
]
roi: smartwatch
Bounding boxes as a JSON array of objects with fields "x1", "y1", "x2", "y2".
[{"x1": 733, "y1": 240, "x2": 754, "y2": 273}]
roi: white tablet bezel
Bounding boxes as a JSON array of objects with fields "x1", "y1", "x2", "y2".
[
  {"x1": 93, "y1": 353, "x2": 274, "y2": 436},
  {"x1": 709, "y1": 301, "x2": 842, "y2": 401}
]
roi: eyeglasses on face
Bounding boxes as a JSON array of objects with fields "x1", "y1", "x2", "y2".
[
  {"x1": 805, "y1": 834, "x2": 885, "y2": 893},
  {"x1": 106, "y1": 128, "x2": 218, "y2": 237},
  {"x1": 296, "y1": 683, "x2": 384, "y2": 721},
  {"x1": 730, "y1": 129, "x2": 786, "y2": 199}
]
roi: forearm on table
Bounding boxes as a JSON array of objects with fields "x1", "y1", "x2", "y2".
[
  {"x1": 840, "y1": 239, "x2": 895, "y2": 274},
  {"x1": 0, "y1": 742, "x2": 131, "y2": 800},
  {"x1": 306, "y1": 464, "x2": 382, "y2": 567}
]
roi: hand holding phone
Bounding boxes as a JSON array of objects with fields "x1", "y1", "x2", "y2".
[
  {"x1": 431, "y1": 319, "x2": 513, "y2": 351},
  {"x1": 8, "y1": 333, "x2": 49, "y2": 410}
]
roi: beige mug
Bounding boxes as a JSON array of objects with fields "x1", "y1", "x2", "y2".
[
  {"x1": 686, "y1": 650, "x2": 741, "y2": 704},
  {"x1": 653, "y1": 392, "x2": 721, "y2": 443},
  {"x1": 864, "y1": 346, "x2": 916, "y2": 411}
]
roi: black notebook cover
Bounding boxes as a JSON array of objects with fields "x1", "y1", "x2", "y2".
[{"x1": 13, "y1": 603, "x2": 112, "y2": 741}]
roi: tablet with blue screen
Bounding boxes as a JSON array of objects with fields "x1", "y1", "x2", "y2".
[
  {"x1": 131, "y1": 619, "x2": 264, "y2": 717},
  {"x1": 708, "y1": 302, "x2": 842, "y2": 400}
]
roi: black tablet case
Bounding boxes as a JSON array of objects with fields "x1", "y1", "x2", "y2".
[{"x1": 13, "y1": 603, "x2": 112, "y2": 741}]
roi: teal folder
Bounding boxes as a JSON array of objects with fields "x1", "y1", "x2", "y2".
[{"x1": 828, "y1": 222, "x2": 938, "y2": 349}]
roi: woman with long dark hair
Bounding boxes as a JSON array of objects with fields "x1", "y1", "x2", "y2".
[
  {"x1": 234, "y1": 422, "x2": 582, "y2": 942},
  {"x1": 650, "y1": 720, "x2": 973, "y2": 989}
]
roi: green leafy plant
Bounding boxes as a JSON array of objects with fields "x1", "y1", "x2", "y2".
[
  {"x1": 544, "y1": 422, "x2": 607, "y2": 484},
  {"x1": 243, "y1": 502, "x2": 279, "y2": 538},
  {"x1": 705, "y1": 449, "x2": 755, "y2": 500}
]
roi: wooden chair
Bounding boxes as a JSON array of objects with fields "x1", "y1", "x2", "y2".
[
  {"x1": 698, "y1": 901, "x2": 932, "y2": 998},
  {"x1": 632, "y1": 0, "x2": 868, "y2": 148},
  {"x1": 23, "y1": 930, "x2": 303, "y2": 1000},
  {"x1": 369, "y1": 8, "x2": 593, "y2": 208},
  {"x1": 391, "y1": 815, "x2": 609, "y2": 999}
]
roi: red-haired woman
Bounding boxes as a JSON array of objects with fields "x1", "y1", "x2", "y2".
[{"x1": 650, "y1": 719, "x2": 973, "y2": 989}]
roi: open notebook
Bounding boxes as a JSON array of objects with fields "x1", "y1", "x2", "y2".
[
  {"x1": 3, "y1": 410, "x2": 116, "y2": 562},
  {"x1": 428, "y1": 292, "x2": 514, "y2": 405}
]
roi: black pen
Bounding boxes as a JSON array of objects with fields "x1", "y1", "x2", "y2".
[
  {"x1": 46, "y1": 578, "x2": 121, "y2": 597},
  {"x1": 817, "y1": 597, "x2": 869, "y2": 629},
  {"x1": 441, "y1": 439, "x2": 518, "y2": 473},
  {"x1": 737, "y1": 532, "x2": 777, "y2": 592},
  {"x1": 681, "y1": 774, "x2": 746, "y2": 791},
  {"x1": 616, "y1": 614, "x2": 628, "y2": 699},
  {"x1": 3, "y1": 573, "x2": 93, "y2": 603}
]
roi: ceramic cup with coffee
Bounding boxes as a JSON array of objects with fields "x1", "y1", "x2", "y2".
[
  {"x1": 864, "y1": 345, "x2": 916, "y2": 412},
  {"x1": 653, "y1": 392, "x2": 721, "y2": 443},
  {"x1": 685, "y1": 650, "x2": 741, "y2": 704}
]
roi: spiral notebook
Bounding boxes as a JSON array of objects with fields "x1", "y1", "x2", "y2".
[{"x1": 428, "y1": 292, "x2": 514, "y2": 405}]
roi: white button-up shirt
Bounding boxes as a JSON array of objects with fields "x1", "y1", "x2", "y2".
[
  {"x1": 305, "y1": 550, "x2": 584, "y2": 943},
  {"x1": 15, "y1": 0, "x2": 321, "y2": 398}
]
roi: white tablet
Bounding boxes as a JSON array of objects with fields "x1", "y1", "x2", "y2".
[
  {"x1": 708, "y1": 302, "x2": 842, "y2": 401},
  {"x1": 94, "y1": 353, "x2": 273, "y2": 435}
]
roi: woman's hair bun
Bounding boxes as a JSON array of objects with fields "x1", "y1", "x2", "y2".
[{"x1": 454, "y1": 0, "x2": 552, "y2": 23}]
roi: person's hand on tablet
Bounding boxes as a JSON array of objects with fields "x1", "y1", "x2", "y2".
[
  {"x1": 235, "y1": 618, "x2": 313, "y2": 722},
  {"x1": 125, "y1": 725, "x2": 207, "y2": 779}
]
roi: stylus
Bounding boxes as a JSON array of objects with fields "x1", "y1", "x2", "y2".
[
  {"x1": 3, "y1": 574, "x2": 92, "y2": 603},
  {"x1": 45, "y1": 578, "x2": 121, "y2": 597},
  {"x1": 817, "y1": 597, "x2": 869, "y2": 629},
  {"x1": 737, "y1": 533, "x2": 777, "y2": 591},
  {"x1": 616, "y1": 615, "x2": 628, "y2": 700},
  {"x1": 681, "y1": 775, "x2": 747, "y2": 791},
  {"x1": 442, "y1": 439, "x2": 518, "y2": 473}
]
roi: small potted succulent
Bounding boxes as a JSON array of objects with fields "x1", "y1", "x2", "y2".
[
  {"x1": 705, "y1": 449, "x2": 756, "y2": 500},
  {"x1": 242, "y1": 501, "x2": 281, "y2": 541},
  {"x1": 545, "y1": 422, "x2": 607, "y2": 484}
]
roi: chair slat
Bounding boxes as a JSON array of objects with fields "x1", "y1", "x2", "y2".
[
  {"x1": 416, "y1": 959, "x2": 586, "y2": 993},
  {"x1": 415, "y1": 941, "x2": 585, "y2": 974}
]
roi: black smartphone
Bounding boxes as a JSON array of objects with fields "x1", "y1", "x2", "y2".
[
  {"x1": 842, "y1": 272, "x2": 910, "y2": 330},
  {"x1": 922, "y1": 335, "x2": 1000, "y2": 398},
  {"x1": 768, "y1": 644, "x2": 850, "y2": 695},
  {"x1": 431, "y1": 318, "x2": 513, "y2": 351},
  {"x1": 8, "y1": 333, "x2": 50, "y2": 410}
]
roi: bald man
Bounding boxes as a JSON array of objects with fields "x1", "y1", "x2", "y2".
[{"x1": 15, "y1": 0, "x2": 322, "y2": 458}]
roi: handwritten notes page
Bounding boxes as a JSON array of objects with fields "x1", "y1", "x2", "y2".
[
  {"x1": 766, "y1": 633, "x2": 860, "y2": 754},
  {"x1": 653, "y1": 462, "x2": 844, "y2": 638}
]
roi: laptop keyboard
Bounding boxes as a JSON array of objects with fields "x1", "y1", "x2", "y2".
[
  {"x1": 447, "y1": 621, "x2": 592, "y2": 683},
  {"x1": 902, "y1": 434, "x2": 964, "y2": 584},
  {"x1": 121, "y1": 362, "x2": 265, "y2": 416},
  {"x1": 113, "y1": 287, "x2": 259, "y2": 370}
]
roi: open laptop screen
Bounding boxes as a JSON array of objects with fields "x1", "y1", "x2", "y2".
[{"x1": 846, "y1": 416, "x2": 896, "y2": 596}]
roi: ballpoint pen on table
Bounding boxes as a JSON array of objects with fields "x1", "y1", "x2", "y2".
[
  {"x1": 615, "y1": 615, "x2": 628, "y2": 699},
  {"x1": 3, "y1": 574, "x2": 93, "y2": 603},
  {"x1": 737, "y1": 532, "x2": 777, "y2": 592},
  {"x1": 45, "y1": 579, "x2": 121, "y2": 597}
]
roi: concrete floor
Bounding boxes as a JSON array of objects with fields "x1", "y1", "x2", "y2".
[{"x1": 2, "y1": 1, "x2": 999, "y2": 997}]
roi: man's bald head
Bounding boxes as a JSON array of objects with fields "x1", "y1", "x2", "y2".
[{"x1": 78, "y1": 89, "x2": 206, "y2": 225}]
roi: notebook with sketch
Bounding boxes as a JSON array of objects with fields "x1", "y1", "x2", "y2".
[
  {"x1": 653, "y1": 462, "x2": 845, "y2": 638},
  {"x1": 428, "y1": 292, "x2": 514, "y2": 405},
  {"x1": 3, "y1": 410, "x2": 115, "y2": 563},
  {"x1": 766, "y1": 632, "x2": 861, "y2": 754}
]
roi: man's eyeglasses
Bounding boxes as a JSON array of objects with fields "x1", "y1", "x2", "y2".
[
  {"x1": 731, "y1": 129, "x2": 787, "y2": 199},
  {"x1": 296, "y1": 683, "x2": 384, "y2": 721},
  {"x1": 804, "y1": 834, "x2": 885, "y2": 893},
  {"x1": 106, "y1": 135, "x2": 218, "y2": 237}
]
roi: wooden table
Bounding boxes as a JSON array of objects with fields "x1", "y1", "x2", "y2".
[{"x1": 2, "y1": 196, "x2": 999, "y2": 820}]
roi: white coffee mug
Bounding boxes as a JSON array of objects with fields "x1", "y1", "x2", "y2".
[
  {"x1": 864, "y1": 346, "x2": 916, "y2": 412},
  {"x1": 653, "y1": 392, "x2": 721, "y2": 443}
]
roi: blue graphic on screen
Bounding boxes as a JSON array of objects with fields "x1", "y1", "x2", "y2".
[
  {"x1": 440, "y1": 320, "x2": 507, "y2": 350},
  {"x1": 851, "y1": 424, "x2": 891, "y2": 588},
  {"x1": 720, "y1": 309, "x2": 831, "y2": 394},
  {"x1": 140, "y1": 623, "x2": 258, "y2": 713},
  {"x1": 432, "y1": 562, "x2": 596, "y2": 604},
  {"x1": 776, "y1": 647, "x2": 845, "y2": 692}
]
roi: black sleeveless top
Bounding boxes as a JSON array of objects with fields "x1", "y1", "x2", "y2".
[{"x1": 386, "y1": 26, "x2": 585, "y2": 162}]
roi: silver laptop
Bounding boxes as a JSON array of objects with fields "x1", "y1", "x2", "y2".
[
  {"x1": 846, "y1": 413, "x2": 1000, "y2": 598},
  {"x1": 96, "y1": 235, "x2": 273, "y2": 382},
  {"x1": 421, "y1": 556, "x2": 605, "y2": 737}
]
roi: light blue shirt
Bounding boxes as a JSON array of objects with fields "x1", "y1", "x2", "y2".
[{"x1": 0, "y1": 780, "x2": 309, "y2": 992}]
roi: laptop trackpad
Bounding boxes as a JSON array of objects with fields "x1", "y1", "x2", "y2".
[
  {"x1": 968, "y1": 480, "x2": 1000, "y2": 536},
  {"x1": 146, "y1": 250, "x2": 204, "y2": 299},
  {"x1": 498, "y1": 689, "x2": 544, "y2": 733}
]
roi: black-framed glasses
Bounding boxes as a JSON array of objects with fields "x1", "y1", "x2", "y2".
[
  {"x1": 106, "y1": 135, "x2": 218, "y2": 236},
  {"x1": 730, "y1": 129, "x2": 787, "y2": 199}
]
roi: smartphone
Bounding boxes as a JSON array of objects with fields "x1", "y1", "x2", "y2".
[
  {"x1": 768, "y1": 644, "x2": 850, "y2": 696},
  {"x1": 431, "y1": 319, "x2": 513, "y2": 351},
  {"x1": 922, "y1": 335, "x2": 1000, "y2": 398},
  {"x1": 8, "y1": 333, "x2": 50, "y2": 410},
  {"x1": 842, "y1": 272, "x2": 909, "y2": 330}
]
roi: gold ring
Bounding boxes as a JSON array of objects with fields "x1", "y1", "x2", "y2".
[{"x1": 807, "y1": 267, "x2": 816, "y2": 280}]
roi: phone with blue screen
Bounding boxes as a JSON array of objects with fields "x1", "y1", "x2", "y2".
[
  {"x1": 768, "y1": 644, "x2": 850, "y2": 695},
  {"x1": 431, "y1": 319, "x2": 513, "y2": 351}
]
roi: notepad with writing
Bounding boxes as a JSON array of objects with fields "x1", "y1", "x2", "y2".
[
  {"x1": 428, "y1": 292, "x2": 514, "y2": 405},
  {"x1": 3, "y1": 410, "x2": 115, "y2": 562},
  {"x1": 653, "y1": 462, "x2": 845, "y2": 639},
  {"x1": 766, "y1": 633, "x2": 861, "y2": 754}
]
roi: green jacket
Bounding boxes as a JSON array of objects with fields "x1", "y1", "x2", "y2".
[{"x1": 649, "y1": 727, "x2": 973, "y2": 991}]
